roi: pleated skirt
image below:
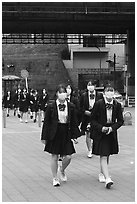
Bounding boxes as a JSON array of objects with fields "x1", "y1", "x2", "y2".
[{"x1": 44, "y1": 123, "x2": 76, "y2": 156}]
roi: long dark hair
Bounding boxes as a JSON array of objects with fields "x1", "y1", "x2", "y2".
[{"x1": 53, "y1": 84, "x2": 67, "y2": 100}]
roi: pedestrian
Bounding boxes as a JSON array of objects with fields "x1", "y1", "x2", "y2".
[
  {"x1": 39, "y1": 88, "x2": 49, "y2": 122},
  {"x1": 29, "y1": 89, "x2": 39, "y2": 123},
  {"x1": 19, "y1": 88, "x2": 29, "y2": 123},
  {"x1": 66, "y1": 84, "x2": 81, "y2": 127},
  {"x1": 80, "y1": 80, "x2": 103, "y2": 158},
  {"x1": 2, "y1": 90, "x2": 13, "y2": 117},
  {"x1": 41, "y1": 84, "x2": 80, "y2": 187},
  {"x1": 13, "y1": 88, "x2": 21, "y2": 118},
  {"x1": 28, "y1": 89, "x2": 34, "y2": 119},
  {"x1": 91, "y1": 86, "x2": 124, "y2": 189}
]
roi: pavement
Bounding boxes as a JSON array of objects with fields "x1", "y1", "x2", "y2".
[{"x1": 2, "y1": 107, "x2": 135, "y2": 202}]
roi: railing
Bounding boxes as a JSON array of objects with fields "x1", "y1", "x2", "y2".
[
  {"x1": 2, "y1": 34, "x2": 127, "y2": 45},
  {"x1": 78, "y1": 68, "x2": 110, "y2": 75},
  {"x1": 2, "y1": 3, "x2": 135, "y2": 14},
  {"x1": 128, "y1": 96, "x2": 135, "y2": 107}
]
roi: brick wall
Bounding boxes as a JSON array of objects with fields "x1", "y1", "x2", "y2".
[{"x1": 2, "y1": 44, "x2": 72, "y2": 98}]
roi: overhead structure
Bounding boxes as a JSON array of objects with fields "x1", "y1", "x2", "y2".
[{"x1": 2, "y1": 2, "x2": 135, "y2": 35}]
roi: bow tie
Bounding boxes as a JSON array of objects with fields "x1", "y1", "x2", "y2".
[
  {"x1": 106, "y1": 103, "x2": 113, "y2": 110},
  {"x1": 66, "y1": 97, "x2": 70, "y2": 102},
  {"x1": 90, "y1": 93, "x2": 95, "y2": 99},
  {"x1": 58, "y1": 104, "x2": 66, "y2": 111}
]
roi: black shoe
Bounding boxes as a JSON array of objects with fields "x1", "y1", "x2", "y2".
[
  {"x1": 17, "y1": 114, "x2": 20, "y2": 118},
  {"x1": 105, "y1": 178, "x2": 113, "y2": 189},
  {"x1": 34, "y1": 119, "x2": 36, "y2": 123},
  {"x1": 7, "y1": 114, "x2": 9, "y2": 117},
  {"x1": 30, "y1": 115, "x2": 33, "y2": 119},
  {"x1": 14, "y1": 111, "x2": 16, "y2": 116},
  {"x1": 58, "y1": 156, "x2": 63, "y2": 161}
]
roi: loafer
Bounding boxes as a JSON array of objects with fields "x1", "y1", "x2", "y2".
[
  {"x1": 58, "y1": 156, "x2": 63, "y2": 161},
  {"x1": 105, "y1": 177, "x2": 113, "y2": 189},
  {"x1": 53, "y1": 178, "x2": 60, "y2": 187},
  {"x1": 98, "y1": 173, "x2": 106, "y2": 183}
]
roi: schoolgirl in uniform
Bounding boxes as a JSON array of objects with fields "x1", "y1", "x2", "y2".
[
  {"x1": 80, "y1": 80, "x2": 103, "y2": 158},
  {"x1": 13, "y1": 88, "x2": 21, "y2": 118},
  {"x1": 91, "y1": 86, "x2": 124, "y2": 189},
  {"x1": 39, "y1": 88, "x2": 49, "y2": 122},
  {"x1": 29, "y1": 89, "x2": 39, "y2": 123},
  {"x1": 19, "y1": 88, "x2": 29, "y2": 123},
  {"x1": 3, "y1": 90, "x2": 12, "y2": 117},
  {"x1": 41, "y1": 84, "x2": 80, "y2": 187},
  {"x1": 66, "y1": 84, "x2": 81, "y2": 127}
]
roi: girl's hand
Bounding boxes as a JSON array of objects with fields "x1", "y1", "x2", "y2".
[
  {"x1": 102, "y1": 127, "x2": 109, "y2": 133},
  {"x1": 71, "y1": 139, "x2": 78, "y2": 144},
  {"x1": 85, "y1": 110, "x2": 91, "y2": 116},
  {"x1": 106, "y1": 127, "x2": 113, "y2": 135},
  {"x1": 41, "y1": 140, "x2": 46, "y2": 145}
]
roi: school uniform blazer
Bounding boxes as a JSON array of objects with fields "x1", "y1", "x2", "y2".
[
  {"x1": 69, "y1": 95, "x2": 81, "y2": 125},
  {"x1": 39, "y1": 94, "x2": 49, "y2": 110},
  {"x1": 80, "y1": 91, "x2": 103, "y2": 131},
  {"x1": 41, "y1": 101, "x2": 80, "y2": 141},
  {"x1": 91, "y1": 98, "x2": 124, "y2": 141}
]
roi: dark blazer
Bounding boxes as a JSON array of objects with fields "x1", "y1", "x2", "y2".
[
  {"x1": 91, "y1": 99, "x2": 124, "y2": 155},
  {"x1": 39, "y1": 94, "x2": 49, "y2": 111},
  {"x1": 3, "y1": 92, "x2": 13, "y2": 108},
  {"x1": 19, "y1": 93, "x2": 29, "y2": 112},
  {"x1": 91, "y1": 99, "x2": 124, "y2": 140},
  {"x1": 41, "y1": 101, "x2": 80, "y2": 141},
  {"x1": 80, "y1": 91, "x2": 103, "y2": 131},
  {"x1": 69, "y1": 95, "x2": 81, "y2": 125}
]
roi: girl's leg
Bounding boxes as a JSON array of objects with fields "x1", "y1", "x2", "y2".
[
  {"x1": 100, "y1": 156, "x2": 110, "y2": 180},
  {"x1": 14, "y1": 107, "x2": 16, "y2": 116},
  {"x1": 51, "y1": 154, "x2": 59, "y2": 179},
  {"x1": 24, "y1": 112, "x2": 28, "y2": 123},
  {"x1": 29, "y1": 108, "x2": 33, "y2": 119},
  {"x1": 33, "y1": 112, "x2": 37, "y2": 122},
  {"x1": 20, "y1": 112, "x2": 23, "y2": 122},
  {"x1": 17, "y1": 107, "x2": 20, "y2": 117},
  {"x1": 60, "y1": 155, "x2": 71, "y2": 181},
  {"x1": 61, "y1": 155, "x2": 71, "y2": 172},
  {"x1": 6, "y1": 108, "x2": 9, "y2": 116},
  {"x1": 41, "y1": 110, "x2": 44, "y2": 121},
  {"x1": 86, "y1": 132, "x2": 92, "y2": 158},
  {"x1": 35, "y1": 112, "x2": 38, "y2": 120}
]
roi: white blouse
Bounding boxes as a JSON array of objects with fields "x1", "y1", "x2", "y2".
[
  {"x1": 88, "y1": 90, "x2": 96, "y2": 110},
  {"x1": 56, "y1": 99, "x2": 68, "y2": 123},
  {"x1": 104, "y1": 97, "x2": 113, "y2": 123}
]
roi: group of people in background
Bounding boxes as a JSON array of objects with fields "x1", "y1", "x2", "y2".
[
  {"x1": 2, "y1": 88, "x2": 49, "y2": 123},
  {"x1": 41, "y1": 81, "x2": 124, "y2": 189}
]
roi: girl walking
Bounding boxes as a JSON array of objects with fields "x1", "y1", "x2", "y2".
[
  {"x1": 91, "y1": 86, "x2": 124, "y2": 189},
  {"x1": 41, "y1": 84, "x2": 80, "y2": 187},
  {"x1": 19, "y1": 88, "x2": 29, "y2": 123}
]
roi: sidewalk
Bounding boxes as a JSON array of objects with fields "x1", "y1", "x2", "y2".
[{"x1": 2, "y1": 108, "x2": 135, "y2": 202}]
